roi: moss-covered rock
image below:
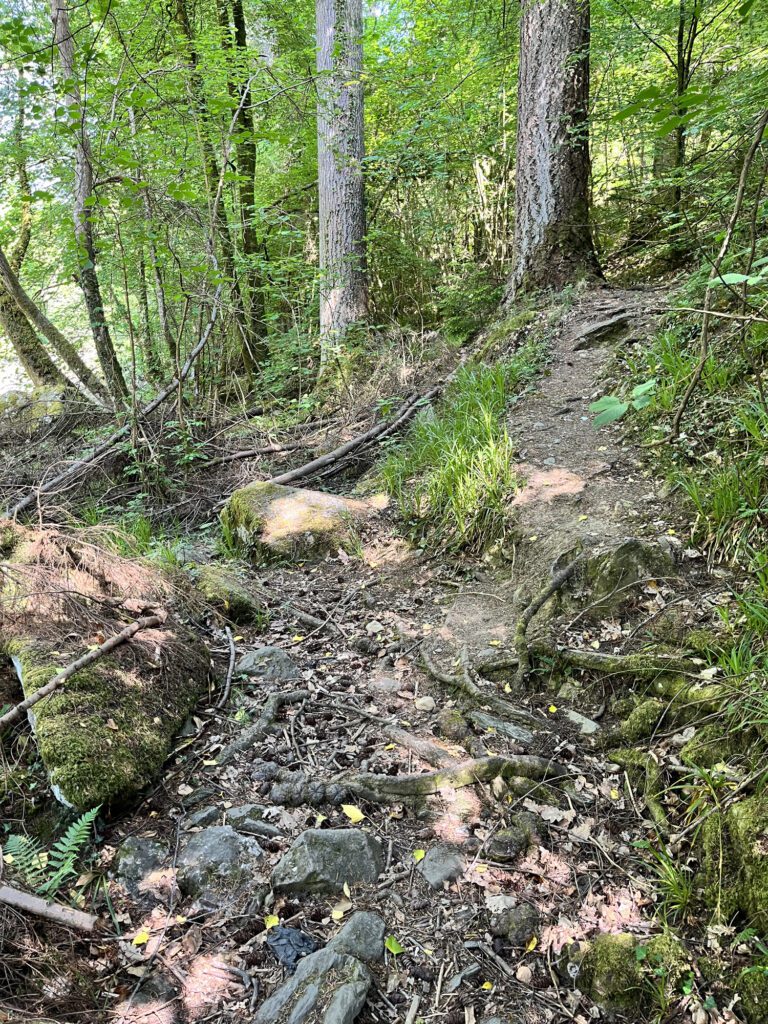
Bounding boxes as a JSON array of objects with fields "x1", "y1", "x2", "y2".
[
  {"x1": 610, "y1": 747, "x2": 667, "y2": 827},
  {"x1": 0, "y1": 387, "x2": 65, "y2": 429},
  {"x1": 196, "y1": 562, "x2": 268, "y2": 625},
  {"x1": 700, "y1": 795, "x2": 768, "y2": 927},
  {"x1": 581, "y1": 933, "x2": 643, "y2": 1010},
  {"x1": 582, "y1": 538, "x2": 676, "y2": 615},
  {"x1": 1, "y1": 523, "x2": 209, "y2": 810},
  {"x1": 619, "y1": 698, "x2": 666, "y2": 742},
  {"x1": 680, "y1": 723, "x2": 741, "y2": 769},
  {"x1": 221, "y1": 481, "x2": 381, "y2": 561}
]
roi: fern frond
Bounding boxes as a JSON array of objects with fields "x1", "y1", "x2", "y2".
[
  {"x1": 38, "y1": 806, "x2": 100, "y2": 898},
  {"x1": 3, "y1": 833, "x2": 47, "y2": 889}
]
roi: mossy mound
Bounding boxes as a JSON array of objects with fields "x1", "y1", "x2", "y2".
[
  {"x1": 221, "y1": 481, "x2": 381, "y2": 561},
  {"x1": 1, "y1": 521, "x2": 209, "y2": 810},
  {"x1": 701, "y1": 794, "x2": 768, "y2": 928},
  {"x1": 581, "y1": 538, "x2": 676, "y2": 616},
  {"x1": 579, "y1": 932, "x2": 689, "y2": 1013},
  {"x1": 196, "y1": 562, "x2": 268, "y2": 625},
  {"x1": 735, "y1": 966, "x2": 768, "y2": 1024}
]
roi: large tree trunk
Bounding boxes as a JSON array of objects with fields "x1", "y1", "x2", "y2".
[
  {"x1": 507, "y1": 0, "x2": 600, "y2": 297},
  {"x1": 316, "y1": 0, "x2": 369, "y2": 368},
  {"x1": 50, "y1": 0, "x2": 127, "y2": 402}
]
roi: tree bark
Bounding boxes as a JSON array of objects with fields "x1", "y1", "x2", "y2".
[
  {"x1": 316, "y1": 0, "x2": 369, "y2": 367},
  {"x1": 49, "y1": 0, "x2": 127, "y2": 402},
  {"x1": 507, "y1": 0, "x2": 600, "y2": 297},
  {"x1": 0, "y1": 244, "x2": 111, "y2": 404},
  {"x1": 0, "y1": 92, "x2": 69, "y2": 389}
]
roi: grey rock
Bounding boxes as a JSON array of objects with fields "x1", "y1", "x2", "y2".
[
  {"x1": 177, "y1": 825, "x2": 263, "y2": 897},
  {"x1": 417, "y1": 844, "x2": 465, "y2": 889},
  {"x1": 564, "y1": 709, "x2": 601, "y2": 736},
  {"x1": 235, "y1": 646, "x2": 300, "y2": 682},
  {"x1": 328, "y1": 911, "x2": 386, "y2": 964},
  {"x1": 495, "y1": 902, "x2": 540, "y2": 947},
  {"x1": 436, "y1": 707, "x2": 469, "y2": 741},
  {"x1": 226, "y1": 803, "x2": 283, "y2": 838},
  {"x1": 114, "y1": 836, "x2": 169, "y2": 895},
  {"x1": 543, "y1": 457, "x2": 557, "y2": 466},
  {"x1": 445, "y1": 963, "x2": 481, "y2": 992},
  {"x1": 488, "y1": 826, "x2": 529, "y2": 863},
  {"x1": 272, "y1": 829, "x2": 384, "y2": 894},
  {"x1": 186, "y1": 806, "x2": 220, "y2": 829},
  {"x1": 254, "y1": 945, "x2": 371, "y2": 1024}
]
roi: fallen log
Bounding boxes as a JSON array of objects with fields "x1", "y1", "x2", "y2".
[{"x1": 0, "y1": 614, "x2": 165, "y2": 735}]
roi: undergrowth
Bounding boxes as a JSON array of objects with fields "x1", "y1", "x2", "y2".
[{"x1": 380, "y1": 335, "x2": 546, "y2": 551}]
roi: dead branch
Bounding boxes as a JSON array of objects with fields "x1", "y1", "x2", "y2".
[
  {"x1": 206, "y1": 443, "x2": 301, "y2": 467},
  {"x1": 268, "y1": 387, "x2": 441, "y2": 487},
  {"x1": 0, "y1": 883, "x2": 98, "y2": 932},
  {"x1": 215, "y1": 626, "x2": 236, "y2": 710},
  {"x1": 0, "y1": 614, "x2": 165, "y2": 734},
  {"x1": 7, "y1": 285, "x2": 224, "y2": 519}
]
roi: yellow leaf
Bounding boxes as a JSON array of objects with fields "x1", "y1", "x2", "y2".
[
  {"x1": 578, "y1": 514, "x2": 588, "y2": 521},
  {"x1": 548, "y1": 705, "x2": 557, "y2": 714},
  {"x1": 233, "y1": 636, "x2": 244, "y2": 641},
  {"x1": 175, "y1": 915, "x2": 187, "y2": 925},
  {"x1": 341, "y1": 804, "x2": 365, "y2": 824},
  {"x1": 489, "y1": 639, "x2": 501, "y2": 647},
  {"x1": 292, "y1": 635, "x2": 305, "y2": 643},
  {"x1": 384, "y1": 743, "x2": 396, "y2": 750},
  {"x1": 3, "y1": 854, "x2": 14, "y2": 864},
  {"x1": 610, "y1": 788, "x2": 621, "y2": 800},
  {"x1": 343, "y1": 882, "x2": 352, "y2": 899},
  {"x1": 315, "y1": 813, "x2": 327, "y2": 826},
  {"x1": 503, "y1": 683, "x2": 512, "y2": 693},
  {"x1": 331, "y1": 899, "x2": 352, "y2": 920},
  {"x1": 132, "y1": 929, "x2": 151, "y2": 946},
  {"x1": 202, "y1": 759, "x2": 218, "y2": 767},
  {"x1": 423, "y1": 947, "x2": 434, "y2": 956},
  {"x1": 413, "y1": 849, "x2": 426, "y2": 863},
  {"x1": 474, "y1": 863, "x2": 488, "y2": 873},
  {"x1": 591, "y1": 640, "x2": 601, "y2": 649},
  {"x1": 528, "y1": 535, "x2": 538, "y2": 542},
  {"x1": 264, "y1": 915, "x2": 279, "y2": 930},
  {"x1": 526, "y1": 935, "x2": 538, "y2": 952},
  {"x1": 482, "y1": 981, "x2": 494, "y2": 991}
]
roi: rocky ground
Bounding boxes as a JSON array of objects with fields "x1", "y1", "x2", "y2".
[{"x1": 1, "y1": 287, "x2": 757, "y2": 1024}]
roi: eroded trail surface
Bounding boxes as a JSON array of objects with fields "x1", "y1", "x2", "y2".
[{"x1": 105, "y1": 287, "x2": 729, "y2": 1024}]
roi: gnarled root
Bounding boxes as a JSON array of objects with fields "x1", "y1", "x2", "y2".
[{"x1": 217, "y1": 689, "x2": 309, "y2": 765}]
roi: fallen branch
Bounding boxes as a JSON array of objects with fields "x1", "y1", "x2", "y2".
[
  {"x1": 206, "y1": 443, "x2": 301, "y2": 468},
  {"x1": 217, "y1": 689, "x2": 309, "y2": 764},
  {"x1": 268, "y1": 388, "x2": 440, "y2": 487},
  {"x1": 0, "y1": 614, "x2": 164, "y2": 734},
  {"x1": 512, "y1": 556, "x2": 583, "y2": 688},
  {"x1": 7, "y1": 285, "x2": 223, "y2": 519},
  {"x1": 215, "y1": 626, "x2": 236, "y2": 710},
  {"x1": 0, "y1": 883, "x2": 98, "y2": 932}
]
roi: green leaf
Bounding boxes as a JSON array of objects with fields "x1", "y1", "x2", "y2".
[
  {"x1": 592, "y1": 401, "x2": 629, "y2": 427},
  {"x1": 385, "y1": 935, "x2": 404, "y2": 955}
]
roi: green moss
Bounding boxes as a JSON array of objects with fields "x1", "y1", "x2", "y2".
[
  {"x1": 620, "y1": 698, "x2": 666, "y2": 742},
  {"x1": 735, "y1": 965, "x2": 768, "y2": 1024},
  {"x1": 700, "y1": 810, "x2": 741, "y2": 922},
  {"x1": 3, "y1": 634, "x2": 207, "y2": 810},
  {"x1": 584, "y1": 539, "x2": 675, "y2": 615},
  {"x1": 583, "y1": 933, "x2": 643, "y2": 1010},
  {"x1": 196, "y1": 562, "x2": 268, "y2": 626},
  {"x1": 611, "y1": 747, "x2": 667, "y2": 828},
  {"x1": 680, "y1": 723, "x2": 739, "y2": 769},
  {"x1": 728, "y1": 794, "x2": 768, "y2": 929},
  {"x1": 644, "y1": 933, "x2": 689, "y2": 991}
]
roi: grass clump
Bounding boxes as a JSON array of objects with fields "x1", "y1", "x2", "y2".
[{"x1": 379, "y1": 340, "x2": 543, "y2": 551}]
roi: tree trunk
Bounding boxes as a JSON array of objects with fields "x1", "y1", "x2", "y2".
[
  {"x1": 0, "y1": 244, "x2": 111, "y2": 404},
  {"x1": 316, "y1": 0, "x2": 369, "y2": 367},
  {"x1": 507, "y1": 0, "x2": 600, "y2": 298},
  {"x1": 0, "y1": 84, "x2": 69, "y2": 389},
  {"x1": 0, "y1": 291, "x2": 67, "y2": 389},
  {"x1": 49, "y1": 0, "x2": 127, "y2": 402}
]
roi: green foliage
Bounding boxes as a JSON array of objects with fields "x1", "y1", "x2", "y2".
[
  {"x1": 436, "y1": 265, "x2": 504, "y2": 346},
  {"x1": 3, "y1": 806, "x2": 100, "y2": 899},
  {"x1": 590, "y1": 379, "x2": 657, "y2": 426},
  {"x1": 380, "y1": 339, "x2": 544, "y2": 550},
  {"x1": 633, "y1": 840, "x2": 693, "y2": 924}
]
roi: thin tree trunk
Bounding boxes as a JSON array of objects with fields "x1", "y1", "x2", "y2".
[
  {"x1": 316, "y1": 0, "x2": 369, "y2": 368},
  {"x1": 49, "y1": 0, "x2": 127, "y2": 402},
  {"x1": 507, "y1": 0, "x2": 600, "y2": 298},
  {"x1": 230, "y1": 0, "x2": 268, "y2": 365},
  {"x1": 175, "y1": 0, "x2": 249, "y2": 369},
  {"x1": 0, "y1": 244, "x2": 110, "y2": 404}
]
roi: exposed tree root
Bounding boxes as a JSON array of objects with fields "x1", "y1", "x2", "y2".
[
  {"x1": 217, "y1": 689, "x2": 310, "y2": 764},
  {"x1": 550, "y1": 646, "x2": 703, "y2": 679},
  {"x1": 512, "y1": 556, "x2": 583, "y2": 688}
]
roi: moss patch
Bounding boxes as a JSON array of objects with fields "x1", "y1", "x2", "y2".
[
  {"x1": 735, "y1": 965, "x2": 768, "y2": 1024},
  {"x1": 582, "y1": 933, "x2": 643, "y2": 1010},
  {"x1": 196, "y1": 562, "x2": 268, "y2": 625}
]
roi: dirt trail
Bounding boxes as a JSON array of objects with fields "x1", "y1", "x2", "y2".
[{"x1": 87, "y1": 287, "x2": 718, "y2": 1024}]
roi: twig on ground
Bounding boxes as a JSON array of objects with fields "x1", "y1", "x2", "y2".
[
  {"x1": 215, "y1": 626, "x2": 236, "y2": 710},
  {"x1": 0, "y1": 613, "x2": 165, "y2": 734},
  {"x1": 0, "y1": 884, "x2": 98, "y2": 932}
]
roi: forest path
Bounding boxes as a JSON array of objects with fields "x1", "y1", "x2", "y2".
[{"x1": 111, "y1": 285, "x2": 704, "y2": 1024}]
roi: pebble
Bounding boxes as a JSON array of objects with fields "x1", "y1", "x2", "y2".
[{"x1": 414, "y1": 695, "x2": 436, "y2": 712}]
